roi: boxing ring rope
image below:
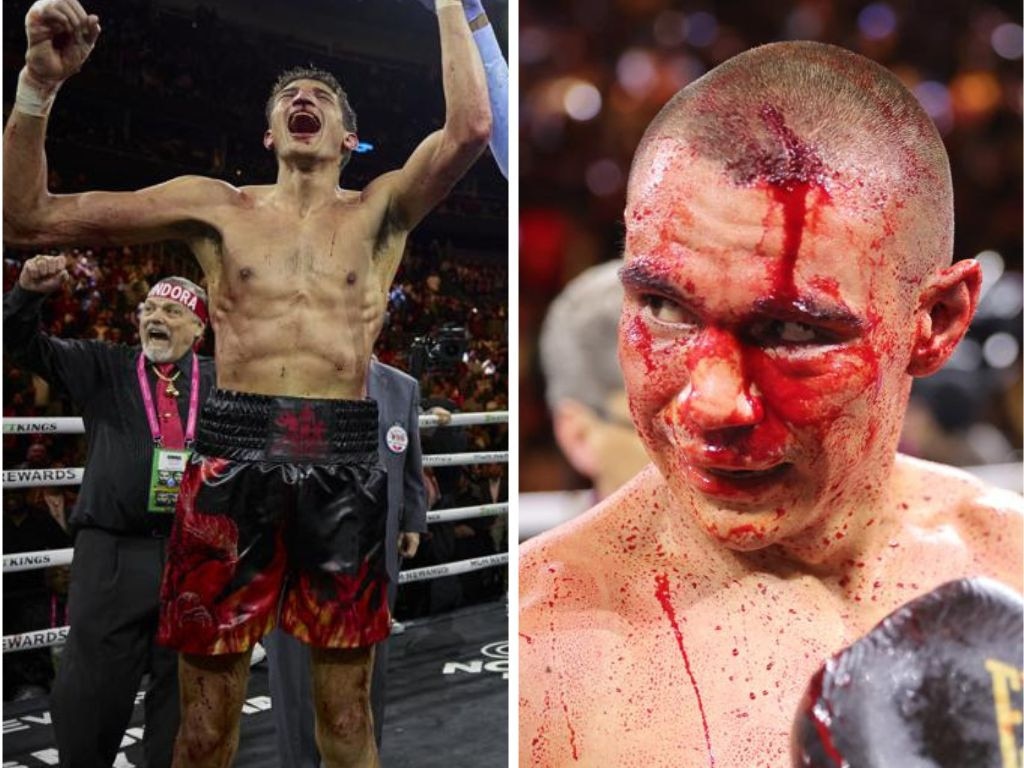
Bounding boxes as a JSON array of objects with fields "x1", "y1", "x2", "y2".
[
  {"x1": 4, "y1": 454, "x2": 510, "y2": 488},
  {"x1": 3, "y1": 411, "x2": 509, "y2": 435},
  {"x1": 2, "y1": 412, "x2": 509, "y2": 488},
  {"x1": 3, "y1": 417, "x2": 87, "y2": 435},
  {"x1": 2, "y1": 503, "x2": 510, "y2": 575},
  {"x1": 427, "y1": 502, "x2": 507, "y2": 523},
  {"x1": 4, "y1": 549, "x2": 76, "y2": 573},
  {"x1": 3, "y1": 553, "x2": 511, "y2": 654},
  {"x1": 2, "y1": 411, "x2": 509, "y2": 654}
]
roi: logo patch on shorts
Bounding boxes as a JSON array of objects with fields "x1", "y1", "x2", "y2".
[
  {"x1": 267, "y1": 400, "x2": 331, "y2": 461},
  {"x1": 386, "y1": 425, "x2": 408, "y2": 454}
]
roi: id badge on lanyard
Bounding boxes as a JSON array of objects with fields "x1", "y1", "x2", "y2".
[
  {"x1": 137, "y1": 353, "x2": 199, "y2": 513},
  {"x1": 148, "y1": 448, "x2": 191, "y2": 513}
]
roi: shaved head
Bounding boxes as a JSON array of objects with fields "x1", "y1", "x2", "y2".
[{"x1": 628, "y1": 41, "x2": 953, "y2": 286}]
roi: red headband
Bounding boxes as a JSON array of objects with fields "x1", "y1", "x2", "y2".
[{"x1": 147, "y1": 280, "x2": 209, "y2": 325}]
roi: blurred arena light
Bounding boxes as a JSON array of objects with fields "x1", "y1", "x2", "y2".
[
  {"x1": 785, "y1": 4, "x2": 824, "y2": 39},
  {"x1": 946, "y1": 337, "x2": 983, "y2": 371},
  {"x1": 521, "y1": 26, "x2": 551, "y2": 64},
  {"x1": 585, "y1": 159, "x2": 624, "y2": 196},
  {"x1": 686, "y1": 11, "x2": 719, "y2": 48},
  {"x1": 858, "y1": 3, "x2": 898, "y2": 40},
  {"x1": 617, "y1": 49, "x2": 658, "y2": 98},
  {"x1": 653, "y1": 11, "x2": 688, "y2": 48},
  {"x1": 913, "y1": 81, "x2": 953, "y2": 134},
  {"x1": 564, "y1": 81, "x2": 602, "y2": 121},
  {"x1": 950, "y1": 71, "x2": 1001, "y2": 121},
  {"x1": 975, "y1": 249, "x2": 1004, "y2": 304},
  {"x1": 991, "y1": 23, "x2": 1023, "y2": 60},
  {"x1": 984, "y1": 274, "x2": 1024, "y2": 320},
  {"x1": 982, "y1": 332, "x2": 1020, "y2": 369}
]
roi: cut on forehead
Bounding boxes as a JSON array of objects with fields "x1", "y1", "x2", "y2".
[{"x1": 628, "y1": 41, "x2": 954, "y2": 276}]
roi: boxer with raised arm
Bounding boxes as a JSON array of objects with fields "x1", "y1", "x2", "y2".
[
  {"x1": 4, "y1": 0, "x2": 490, "y2": 765},
  {"x1": 519, "y1": 42, "x2": 1022, "y2": 767}
]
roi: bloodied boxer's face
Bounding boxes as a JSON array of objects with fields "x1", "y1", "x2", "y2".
[{"x1": 618, "y1": 134, "x2": 938, "y2": 553}]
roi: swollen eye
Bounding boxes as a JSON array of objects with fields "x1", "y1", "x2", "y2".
[
  {"x1": 749, "y1": 319, "x2": 833, "y2": 346},
  {"x1": 778, "y1": 321, "x2": 816, "y2": 343}
]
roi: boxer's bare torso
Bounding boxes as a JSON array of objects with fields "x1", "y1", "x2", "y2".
[
  {"x1": 179, "y1": 179, "x2": 405, "y2": 398},
  {"x1": 520, "y1": 459, "x2": 1023, "y2": 768},
  {"x1": 6, "y1": 170, "x2": 408, "y2": 399}
]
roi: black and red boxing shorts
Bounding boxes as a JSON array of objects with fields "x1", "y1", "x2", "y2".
[{"x1": 158, "y1": 389, "x2": 389, "y2": 655}]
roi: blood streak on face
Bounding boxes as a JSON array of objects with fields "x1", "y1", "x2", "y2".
[
  {"x1": 625, "y1": 314, "x2": 656, "y2": 373},
  {"x1": 733, "y1": 105, "x2": 827, "y2": 288},
  {"x1": 620, "y1": 109, "x2": 909, "y2": 554}
]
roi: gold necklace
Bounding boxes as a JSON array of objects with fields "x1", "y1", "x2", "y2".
[{"x1": 152, "y1": 365, "x2": 181, "y2": 398}]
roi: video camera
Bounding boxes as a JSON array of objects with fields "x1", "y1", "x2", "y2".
[{"x1": 409, "y1": 324, "x2": 469, "y2": 379}]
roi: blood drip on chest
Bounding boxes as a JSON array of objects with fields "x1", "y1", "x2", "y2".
[{"x1": 654, "y1": 573, "x2": 716, "y2": 767}]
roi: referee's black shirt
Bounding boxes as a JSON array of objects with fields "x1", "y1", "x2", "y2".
[{"x1": 3, "y1": 284, "x2": 216, "y2": 536}]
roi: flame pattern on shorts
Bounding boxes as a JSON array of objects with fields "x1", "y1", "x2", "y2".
[{"x1": 158, "y1": 454, "x2": 389, "y2": 655}]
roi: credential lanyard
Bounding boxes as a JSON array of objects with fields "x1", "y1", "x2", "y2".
[{"x1": 136, "y1": 352, "x2": 200, "y2": 446}]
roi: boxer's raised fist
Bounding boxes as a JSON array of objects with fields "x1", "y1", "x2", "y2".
[
  {"x1": 20, "y1": 254, "x2": 69, "y2": 294},
  {"x1": 25, "y1": 0, "x2": 101, "y2": 87}
]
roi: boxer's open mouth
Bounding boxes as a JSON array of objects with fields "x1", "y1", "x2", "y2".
[{"x1": 288, "y1": 112, "x2": 321, "y2": 136}]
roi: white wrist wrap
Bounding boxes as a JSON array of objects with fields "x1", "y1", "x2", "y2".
[
  {"x1": 15, "y1": 70, "x2": 58, "y2": 117},
  {"x1": 435, "y1": 0, "x2": 461, "y2": 10}
]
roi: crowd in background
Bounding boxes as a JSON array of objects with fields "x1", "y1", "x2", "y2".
[
  {"x1": 519, "y1": 0, "x2": 1023, "y2": 491},
  {"x1": 2, "y1": 0, "x2": 508, "y2": 701},
  {"x1": 1, "y1": 0, "x2": 507, "y2": 207}
]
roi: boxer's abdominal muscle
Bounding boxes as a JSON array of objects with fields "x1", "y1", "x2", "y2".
[{"x1": 191, "y1": 186, "x2": 400, "y2": 399}]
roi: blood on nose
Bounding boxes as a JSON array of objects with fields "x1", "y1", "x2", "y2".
[{"x1": 675, "y1": 328, "x2": 763, "y2": 431}]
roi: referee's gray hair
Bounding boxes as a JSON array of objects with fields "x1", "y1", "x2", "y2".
[{"x1": 539, "y1": 260, "x2": 625, "y2": 413}]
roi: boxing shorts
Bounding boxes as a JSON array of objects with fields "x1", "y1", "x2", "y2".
[{"x1": 158, "y1": 389, "x2": 389, "y2": 655}]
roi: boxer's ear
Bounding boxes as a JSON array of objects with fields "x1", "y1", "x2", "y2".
[
  {"x1": 552, "y1": 399, "x2": 601, "y2": 478},
  {"x1": 907, "y1": 259, "x2": 981, "y2": 377},
  {"x1": 263, "y1": 129, "x2": 275, "y2": 151},
  {"x1": 342, "y1": 132, "x2": 359, "y2": 152}
]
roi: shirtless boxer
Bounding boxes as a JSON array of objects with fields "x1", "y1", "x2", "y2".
[
  {"x1": 519, "y1": 42, "x2": 1023, "y2": 767},
  {"x1": 4, "y1": 0, "x2": 490, "y2": 765}
]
